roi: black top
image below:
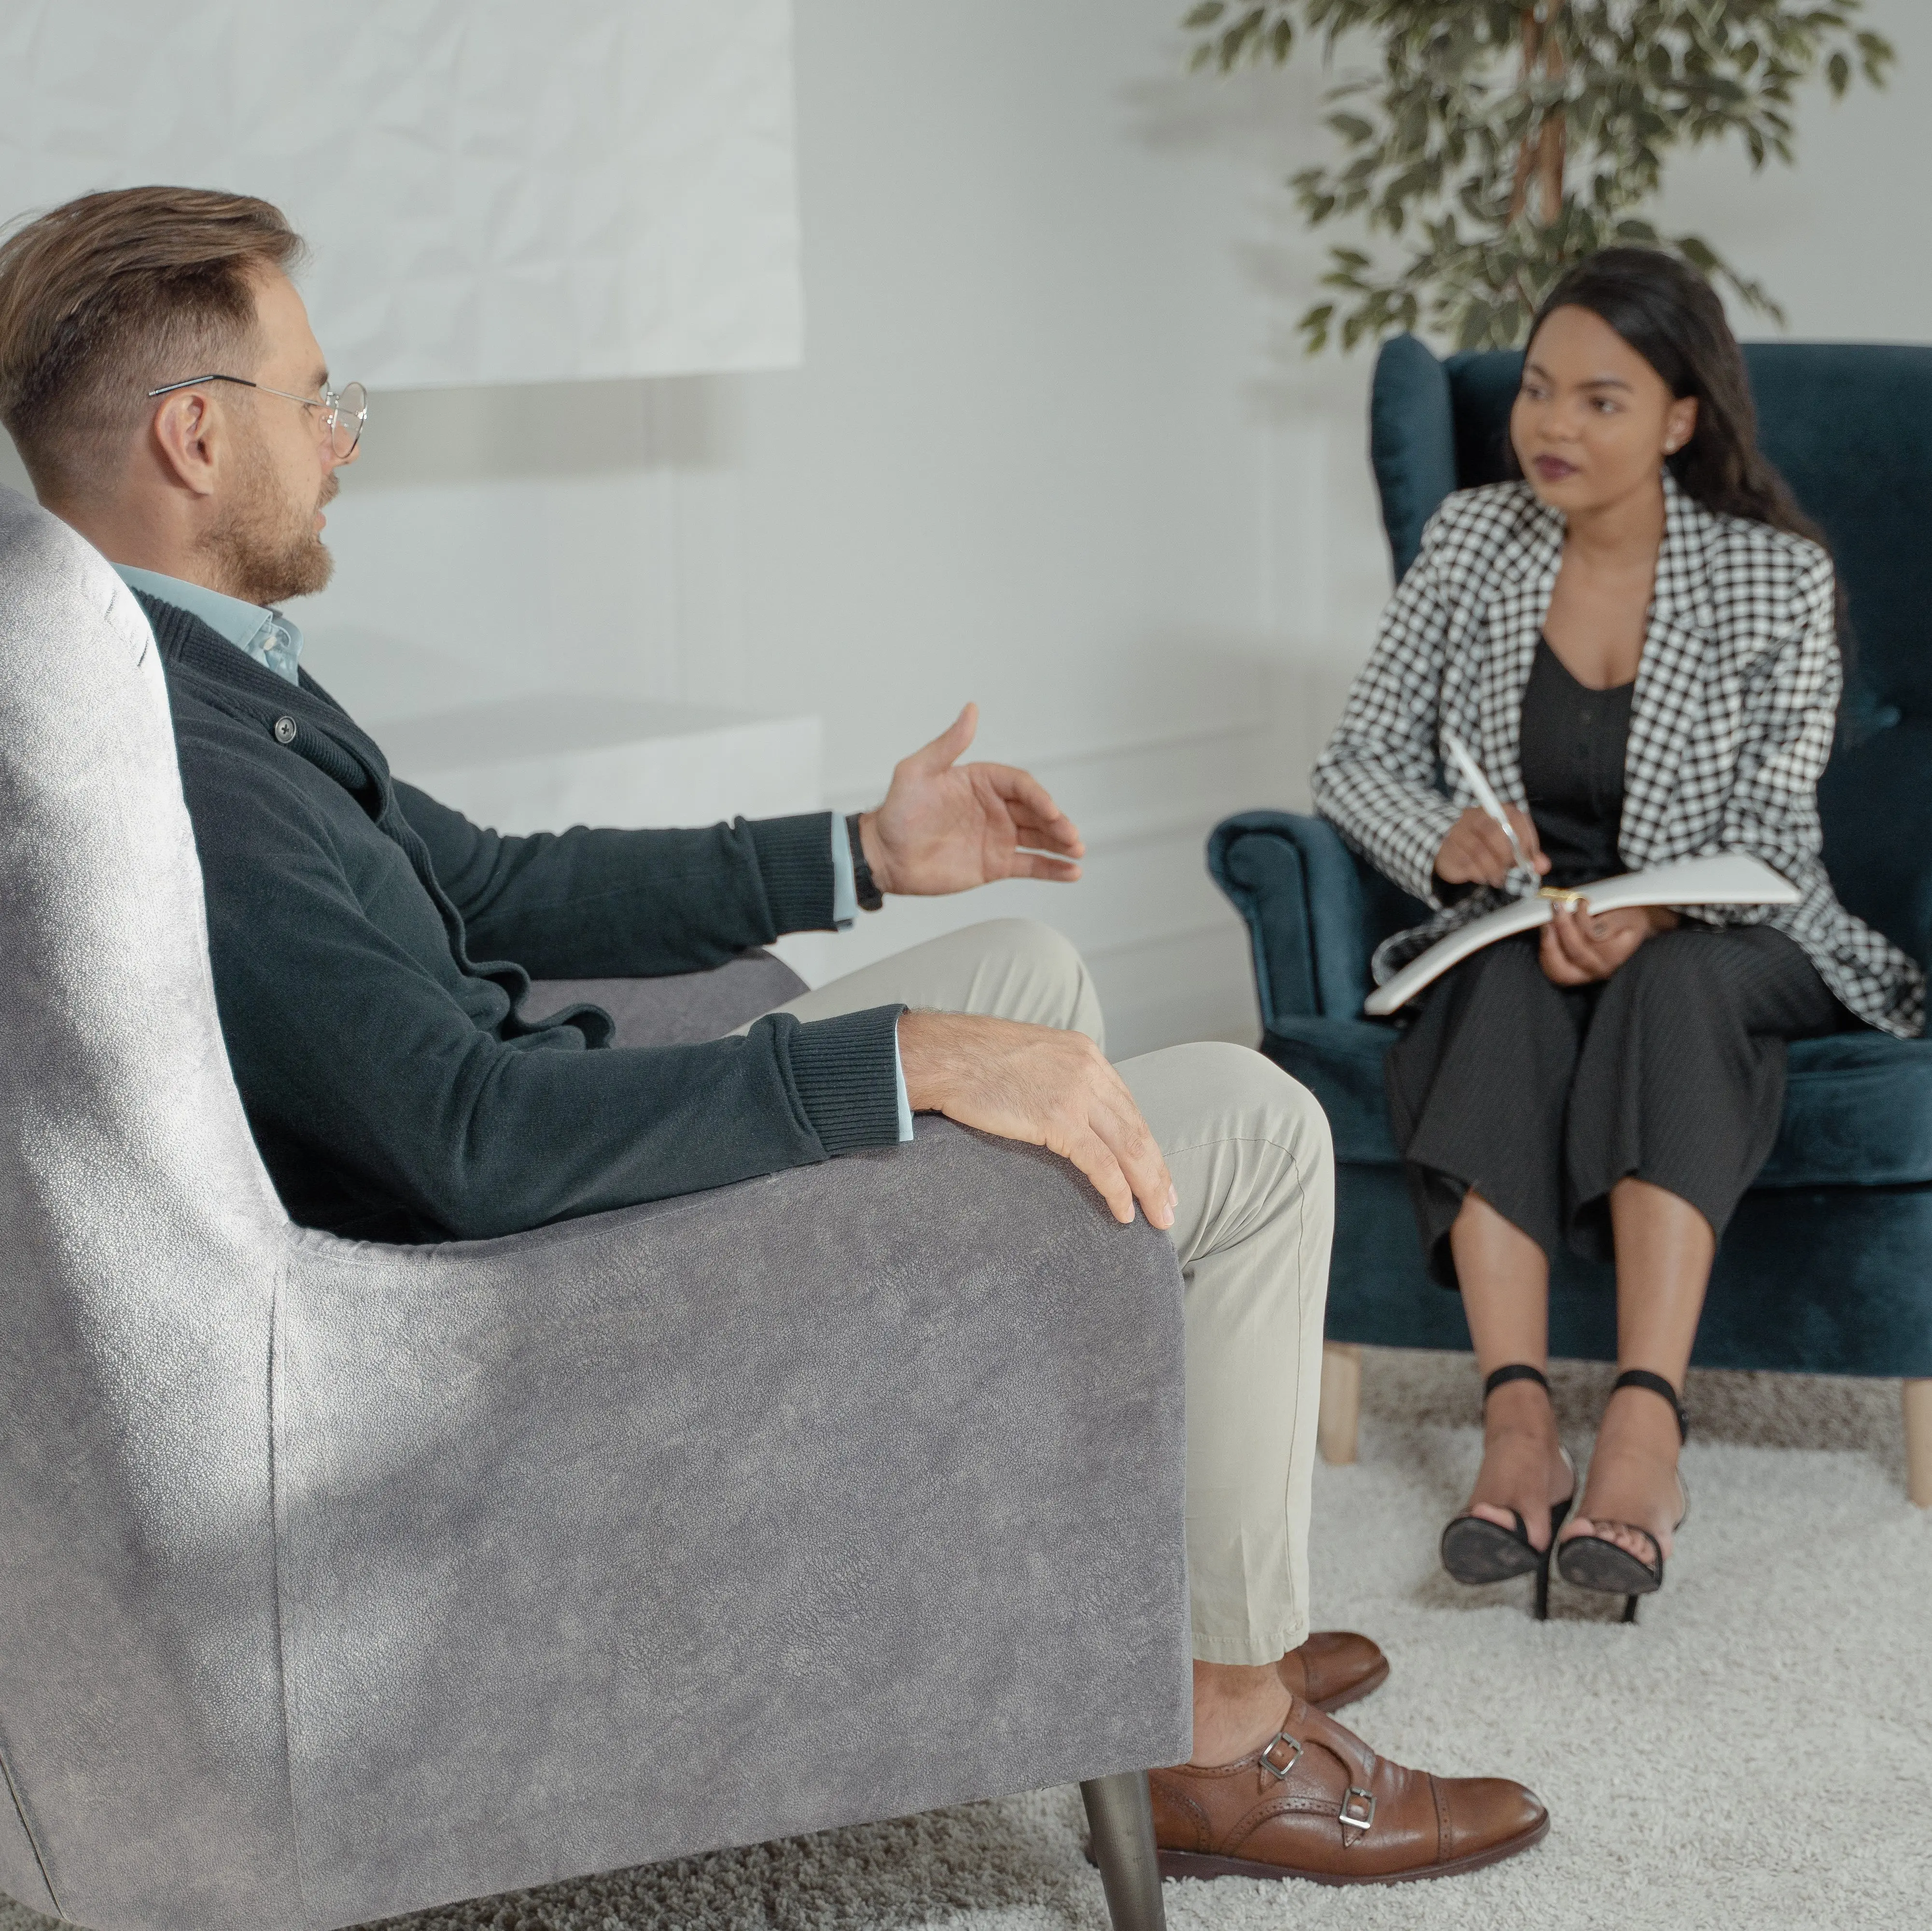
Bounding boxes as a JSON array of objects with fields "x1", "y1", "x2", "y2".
[
  {"x1": 137, "y1": 591, "x2": 906, "y2": 1244},
  {"x1": 1518, "y1": 637, "x2": 1634, "y2": 888}
]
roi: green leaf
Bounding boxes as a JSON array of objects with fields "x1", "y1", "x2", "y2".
[
  {"x1": 1221, "y1": 6, "x2": 1265, "y2": 70},
  {"x1": 1183, "y1": 0, "x2": 1883, "y2": 355}
]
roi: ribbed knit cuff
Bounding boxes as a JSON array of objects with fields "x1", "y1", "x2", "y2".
[
  {"x1": 787, "y1": 1004, "x2": 907, "y2": 1155},
  {"x1": 747, "y1": 813, "x2": 837, "y2": 934}
]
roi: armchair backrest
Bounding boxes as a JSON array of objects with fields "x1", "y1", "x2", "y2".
[
  {"x1": 0, "y1": 489, "x2": 299, "y2": 1926},
  {"x1": 1366, "y1": 335, "x2": 1932, "y2": 972}
]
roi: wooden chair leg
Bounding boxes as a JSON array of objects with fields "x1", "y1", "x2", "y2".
[
  {"x1": 1081, "y1": 1770, "x2": 1166, "y2": 1930},
  {"x1": 1318, "y1": 1341, "x2": 1362, "y2": 1466},
  {"x1": 1904, "y1": 1380, "x2": 1932, "y2": 1508}
]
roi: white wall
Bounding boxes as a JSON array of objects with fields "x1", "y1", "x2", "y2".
[
  {"x1": 271, "y1": 0, "x2": 1373, "y2": 1057},
  {"x1": 0, "y1": 0, "x2": 805, "y2": 387},
  {"x1": 9, "y1": 0, "x2": 1930, "y2": 1056}
]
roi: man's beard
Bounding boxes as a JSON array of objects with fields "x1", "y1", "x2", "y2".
[{"x1": 203, "y1": 437, "x2": 338, "y2": 607}]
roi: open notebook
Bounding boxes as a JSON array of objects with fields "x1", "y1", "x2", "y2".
[{"x1": 1363, "y1": 853, "x2": 1801, "y2": 1017}]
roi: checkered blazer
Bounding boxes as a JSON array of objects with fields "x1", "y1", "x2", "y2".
[{"x1": 1313, "y1": 475, "x2": 1925, "y2": 1039}]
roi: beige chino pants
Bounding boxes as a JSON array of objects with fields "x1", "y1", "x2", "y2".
[{"x1": 758, "y1": 918, "x2": 1332, "y2": 1665}]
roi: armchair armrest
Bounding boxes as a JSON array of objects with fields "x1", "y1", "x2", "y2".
[
  {"x1": 273, "y1": 1119, "x2": 1191, "y2": 1931},
  {"x1": 1207, "y1": 811, "x2": 1379, "y2": 1024},
  {"x1": 522, "y1": 948, "x2": 809, "y2": 1047}
]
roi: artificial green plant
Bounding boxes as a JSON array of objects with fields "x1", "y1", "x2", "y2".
[{"x1": 1184, "y1": 0, "x2": 1893, "y2": 350}]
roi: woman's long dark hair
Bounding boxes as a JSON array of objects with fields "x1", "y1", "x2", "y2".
[{"x1": 1513, "y1": 247, "x2": 1827, "y2": 553}]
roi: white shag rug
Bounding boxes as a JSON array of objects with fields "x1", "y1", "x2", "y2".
[{"x1": 9, "y1": 1350, "x2": 1930, "y2": 1931}]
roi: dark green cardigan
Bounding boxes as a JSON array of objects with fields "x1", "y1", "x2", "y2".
[{"x1": 139, "y1": 592, "x2": 903, "y2": 1243}]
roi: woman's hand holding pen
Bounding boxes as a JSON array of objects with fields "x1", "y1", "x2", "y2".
[
  {"x1": 1540, "y1": 903, "x2": 1680, "y2": 985},
  {"x1": 1434, "y1": 807, "x2": 1550, "y2": 889}
]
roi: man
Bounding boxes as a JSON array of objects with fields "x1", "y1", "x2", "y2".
[{"x1": 0, "y1": 186, "x2": 1546, "y2": 1885}]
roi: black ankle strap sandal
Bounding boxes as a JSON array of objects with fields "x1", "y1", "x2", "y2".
[
  {"x1": 1438, "y1": 1363, "x2": 1577, "y2": 1621},
  {"x1": 1609, "y1": 1367, "x2": 1689, "y2": 1443},
  {"x1": 1554, "y1": 1369, "x2": 1691, "y2": 1624},
  {"x1": 1483, "y1": 1363, "x2": 1553, "y2": 1400}
]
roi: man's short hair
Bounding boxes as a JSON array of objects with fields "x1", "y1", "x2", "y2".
[{"x1": 0, "y1": 185, "x2": 305, "y2": 503}]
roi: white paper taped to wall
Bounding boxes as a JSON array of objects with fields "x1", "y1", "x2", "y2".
[{"x1": 0, "y1": 0, "x2": 803, "y2": 389}]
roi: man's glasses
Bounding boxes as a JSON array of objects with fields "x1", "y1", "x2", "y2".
[{"x1": 146, "y1": 374, "x2": 367, "y2": 460}]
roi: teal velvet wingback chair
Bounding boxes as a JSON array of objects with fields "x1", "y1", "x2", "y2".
[{"x1": 1208, "y1": 335, "x2": 1932, "y2": 1498}]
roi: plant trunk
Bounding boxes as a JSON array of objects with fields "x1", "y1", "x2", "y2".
[
  {"x1": 1508, "y1": 6, "x2": 1540, "y2": 222},
  {"x1": 1510, "y1": 1, "x2": 1566, "y2": 227},
  {"x1": 1538, "y1": 14, "x2": 1566, "y2": 223}
]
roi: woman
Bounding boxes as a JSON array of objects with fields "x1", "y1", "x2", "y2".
[{"x1": 1313, "y1": 248, "x2": 1925, "y2": 1620}]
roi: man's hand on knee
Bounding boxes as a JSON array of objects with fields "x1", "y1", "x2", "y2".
[
  {"x1": 858, "y1": 702, "x2": 1085, "y2": 896},
  {"x1": 897, "y1": 1012, "x2": 1176, "y2": 1229}
]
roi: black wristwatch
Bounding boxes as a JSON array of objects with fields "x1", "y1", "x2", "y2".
[{"x1": 846, "y1": 813, "x2": 884, "y2": 912}]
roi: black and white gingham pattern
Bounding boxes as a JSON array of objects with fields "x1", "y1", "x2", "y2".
[{"x1": 1313, "y1": 477, "x2": 1925, "y2": 1039}]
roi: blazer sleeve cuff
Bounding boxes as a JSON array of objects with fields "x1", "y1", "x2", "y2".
[
  {"x1": 1400, "y1": 802, "x2": 1464, "y2": 906},
  {"x1": 787, "y1": 1004, "x2": 909, "y2": 1154},
  {"x1": 748, "y1": 812, "x2": 838, "y2": 933}
]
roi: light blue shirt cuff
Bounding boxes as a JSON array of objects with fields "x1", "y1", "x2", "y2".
[
  {"x1": 829, "y1": 813, "x2": 856, "y2": 929},
  {"x1": 893, "y1": 1015, "x2": 913, "y2": 1143}
]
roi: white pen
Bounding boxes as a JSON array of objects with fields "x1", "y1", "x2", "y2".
[{"x1": 1442, "y1": 731, "x2": 1533, "y2": 877}]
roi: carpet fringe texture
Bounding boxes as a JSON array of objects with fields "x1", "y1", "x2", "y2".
[{"x1": 7, "y1": 1350, "x2": 1929, "y2": 1930}]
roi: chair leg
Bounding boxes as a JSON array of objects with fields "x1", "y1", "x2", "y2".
[
  {"x1": 1905, "y1": 1380, "x2": 1932, "y2": 1508},
  {"x1": 1318, "y1": 1341, "x2": 1362, "y2": 1466},
  {"x1": 1081, "y1": 1770, "x2": 1166, "y2": 1931}
]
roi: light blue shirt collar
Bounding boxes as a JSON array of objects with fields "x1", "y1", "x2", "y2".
[{"x1": 113, "y1": 565, "x2": 304, "y2": 684}]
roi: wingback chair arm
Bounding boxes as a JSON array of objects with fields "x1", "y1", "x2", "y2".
[
  {"x1": 261, "y1": 1116, "x2": 1192, "y2": 1931},
  {"x1": 1207, "y1": 811, "x2": 1375, "y2": 1026}
]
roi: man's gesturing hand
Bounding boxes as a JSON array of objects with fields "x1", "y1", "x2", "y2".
[
  {"x1": 858, "y1": 703, "x2": 1085, "y2": 897},
  {"x1": 897, "y1": 1011, "x2": 1176, "y2": 1230}
]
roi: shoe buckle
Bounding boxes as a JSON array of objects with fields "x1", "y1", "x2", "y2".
[
  {"x1": 1258, "y1": 1731, "x2": 1303, "y2": 1781},
  {"x1": 1340, "y1": 1786, "x2": 1376, "y2": 1838}
]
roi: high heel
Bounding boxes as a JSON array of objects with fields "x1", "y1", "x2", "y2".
[
  {"x1": 1439, "y1": 1364, "x2": 1577, "y2": 1621},
  {"x1": 1555, "y1": 1369, "x2": 1690, "y2": 1624}
]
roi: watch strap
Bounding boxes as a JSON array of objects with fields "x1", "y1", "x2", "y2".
[{"x1": 846, "y1": 813, "x2": 884, "y2": 912}]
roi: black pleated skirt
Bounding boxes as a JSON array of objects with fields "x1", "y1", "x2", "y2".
[{"x1": 1386, "y1": 924, "x2": 1849, "y2": 1290}]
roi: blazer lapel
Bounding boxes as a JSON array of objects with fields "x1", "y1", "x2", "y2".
[
  {"x1": 1620, "y1": 475, "x2": 1718, "y2": 867},
  {"x1": 1473, "y1": 490, "x2": 1562, "y2": 805}
]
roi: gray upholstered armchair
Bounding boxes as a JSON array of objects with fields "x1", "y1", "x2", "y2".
[{"x1": 0, "y1": 490, "x2": 1189, "y2": 1931}]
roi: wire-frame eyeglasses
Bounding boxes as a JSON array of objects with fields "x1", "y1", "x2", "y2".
[{"x1": 146, "y1": 373, "x2": 367, "y2": 460}]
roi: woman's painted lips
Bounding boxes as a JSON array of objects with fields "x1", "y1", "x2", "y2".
[{"x1": 1533, "y1": 454, "x2": 1578, "y2": 482}]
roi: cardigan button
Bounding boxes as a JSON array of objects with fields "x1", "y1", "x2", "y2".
[{"x1": 272, "y1": 716, "x2": 297, "y2": 745}]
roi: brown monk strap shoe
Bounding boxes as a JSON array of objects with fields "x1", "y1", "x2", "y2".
[
  {"x1": 1277, "y1": 1631, "x2": 1388, "y2": 1713},
  {"x1": 1150, "y1": 1695, "x2": 1548, "y2": 1886}
]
